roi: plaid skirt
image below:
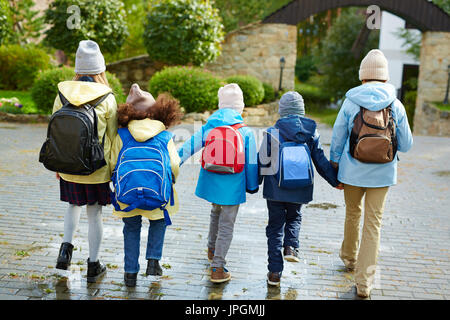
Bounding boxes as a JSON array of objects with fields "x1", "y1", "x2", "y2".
[{"x1": 60, "y1": 178, "x2": 111, "y2": 206}]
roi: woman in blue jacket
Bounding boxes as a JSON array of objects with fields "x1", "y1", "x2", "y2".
[
  {"x1": 330, "y1": 50, "x2": 413, "y2": 298},
  {"x1": 178, "y1": 84, "x2": 259, "y2": 283},
  {"x1": 259, "y1": 91, "x2": 340, "y2": 287}
]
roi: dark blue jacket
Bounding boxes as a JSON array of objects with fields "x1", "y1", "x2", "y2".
[{"x1": 258, "y1": 115, "x2": 339, "y2": 204}]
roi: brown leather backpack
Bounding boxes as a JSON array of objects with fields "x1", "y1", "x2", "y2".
[{"x1": 349, "y1": 104, "x2": 398, "y2": 163}]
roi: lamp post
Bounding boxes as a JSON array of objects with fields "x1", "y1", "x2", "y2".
[
  {"x1": 444, "y1": 65, "x2": 450, "y2": 105},
  {"x1": 278, "y1": 57, "x2": 286, "y2": 92}
]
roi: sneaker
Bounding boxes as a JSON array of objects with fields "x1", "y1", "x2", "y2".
[
  {"x1": 267, "y1": 272, "x2": 281, "y2": 287},
  {"x1": 207, "y1": 248, "x2": 215, "y2": 262},
  {"x1": 356, "y1": 284, "x2": 371, "y2": 298},
  {"x1": 86, "y1": 258, "x2": 107, "y2": 283},
  {"x1": 283, "y1": 246, "x2": 300, "y2": 262},
  {"x1": 210, "y1": 267, "x2": 231, "y2": 283},
  {"x1": 56, "y1": 242, "x2": 74, "y2": 270},
  {"x1": 124, "y1": 272, "x2": 137, "y2": 287},
  {"x1": 146, "y1": 259, "x2": 163, "y2": 276}
]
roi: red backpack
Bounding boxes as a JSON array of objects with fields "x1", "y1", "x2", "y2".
[{"x1": 201, "y1": 123, "x2": 247, "y2": 174}]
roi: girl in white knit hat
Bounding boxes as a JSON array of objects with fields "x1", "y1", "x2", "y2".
[
  {"x1": 330, "y1": 49, "x2": 413, "y2": 298},
  {"x1": 49, "y1": 40, "x2": 118, "y2": 283},
  {"x1": 177, "y1": 83, "x2": 259, "y2": 283}
]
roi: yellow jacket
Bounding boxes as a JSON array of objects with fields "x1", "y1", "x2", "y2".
[
  {"x1": 52, "y1": 81, "x2": 118, "y2": 184},
  {"x1": 110, "y1": 118, "x2": 181, "y2": 220}
]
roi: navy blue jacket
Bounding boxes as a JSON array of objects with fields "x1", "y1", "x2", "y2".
[{"x1": 258, "y1": 115, "x2": 339, "y2": 204}]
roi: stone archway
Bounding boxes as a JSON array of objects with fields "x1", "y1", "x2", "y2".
[{"x1": 206, "y1": 0, "x2": 450, "y2": 135}]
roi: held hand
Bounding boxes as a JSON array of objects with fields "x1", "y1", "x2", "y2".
[
  {"x1": 330, "y1": 161, "x2": 339, "y2": 170},
  {"x1": 246, "y1": 188, "x2": 259, "y2": 194},
  {"x1": 335, "y1": 183, "x2": 344, "y2": 190}
]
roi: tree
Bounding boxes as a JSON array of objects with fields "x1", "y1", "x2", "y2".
[
  {"x1": 0, "y1": 0, "x2": 12, "y2": 45},
  {"x1": 314, "y1": 8, "x2": 380, "y2": 100},
  {"x1": 432, "y1": 0, "x2": 450, "y2": 15},
  {"x1": 213, "y1": 0, "x2": 291, "y2": 33},
  {"x1": 44, "y1": 0, "x2": 128, "y2": 54},
  {"x1": 143, "y1": 0, "x2": 224, "y2": 66},
  {"x1": 8, "y1": 0, "x2": 45, "y2": 45}
]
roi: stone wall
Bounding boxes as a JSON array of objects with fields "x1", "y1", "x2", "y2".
[
  {"x1": 106, "y1": 23, "x2": 297, "y2": 93},
  {"x1": 183, "y1": 101, "x2": 280, "y2": 127},
  {"x1": 415, "y1": 103, "x2": 450, "y2": 136},
  {"x1": 414, "y1": 32, "x2": 450, "y2": 136},
  {"x1": 106, "y1": 55, "x2": 166, "y2": 93},
  {"x1": 205, "y1": 23, "x2": 297, "y2": 91}
]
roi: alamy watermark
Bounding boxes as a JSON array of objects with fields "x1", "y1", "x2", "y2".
[
  {"x1": 366, "y1": 5, "x2": 382, "y2": 30},
  {"x1": 66, "y1": 5, "x2": 81, "y2": 30}
]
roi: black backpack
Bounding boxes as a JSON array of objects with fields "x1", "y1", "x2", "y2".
[{"x1": 39, "y1": 91, "x2": 112, "y2": 175}]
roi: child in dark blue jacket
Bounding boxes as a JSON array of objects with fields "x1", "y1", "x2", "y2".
[{"x1": 258, "y1": 91, "x2": 341, "y2": 286}]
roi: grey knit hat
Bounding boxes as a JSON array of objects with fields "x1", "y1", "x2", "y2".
[
  {"x1": 74, "y1": 40, "x2": 106, "y2": 75},
  {"x1": 278, "y1": 91, "x2": 305, "y2": 117}
]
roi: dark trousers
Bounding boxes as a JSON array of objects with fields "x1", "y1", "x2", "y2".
[{"x1": 266, "y1": 200, "x2": 302, "y2": 273}]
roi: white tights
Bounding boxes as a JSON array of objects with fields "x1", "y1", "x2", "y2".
[{"x1": 63, "y1": 203, "x2": 103, "y2": 262}]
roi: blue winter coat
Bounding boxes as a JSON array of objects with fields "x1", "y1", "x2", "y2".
[
  {"x1": 178, "y1": 108, "x2": 259, "y2": 206},
  {"x1": 330, "y1": 82, "x2": 413, "y2": 188},
  {"x1": 258, "y1": 115, "x2": 339, "y2": 204}
]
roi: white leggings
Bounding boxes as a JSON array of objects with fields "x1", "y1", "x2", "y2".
[{"x1": 63, "y1": 203, "x2": 103, "y2": 262}]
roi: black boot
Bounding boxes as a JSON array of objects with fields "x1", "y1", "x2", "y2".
[
  {"x1": 87, "y1": 258, "x2": 107, "y2": 283},
  {"x1": 124, "y1": 272, "x2": 137, "y2": 287},
  {"x1": 56, "y1": 242, "x2": 74, "y2": 270},
  {"x1": 146, "y1": 259, "x2": 163, "y2": 276}
]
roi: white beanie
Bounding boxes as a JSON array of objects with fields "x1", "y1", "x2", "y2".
[
  {"x1": 359, "y1": 49, "x2": 390, "y2": 81},
  {"x1": 218, "y1": 83, "x2": 245, "y2": 114},
  {"x1": 75, "y1": 40, "x2": 106, "y2": 75}
]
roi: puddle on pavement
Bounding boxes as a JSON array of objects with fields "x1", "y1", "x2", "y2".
[
  {"x1": 307, "y1": 202, "x2": 339, "y2": 210},
  {"x1": 434, "y1": 171, "x2": 450, "y2": 177}
]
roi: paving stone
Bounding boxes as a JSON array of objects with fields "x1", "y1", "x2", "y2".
[{"x1": 0, "y1": 123, "x2": 449, "y2": 300}]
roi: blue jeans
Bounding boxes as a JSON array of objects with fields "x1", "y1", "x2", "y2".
[
  {"x1": 122, "y1": 216, "x2": 167, "y2": 273},
  {"x1": 266, "y1": 200, "x2": 302, "y2": 273}
]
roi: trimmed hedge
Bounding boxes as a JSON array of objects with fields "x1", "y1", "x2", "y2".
[
  {"x1": 31, "y1": 67, "x2": 125, "y2": 114},
  {"x1": 225, "y1": 75, "x2": 265, "y2": 107},
  {"x1": 0, "y1": 45, "x2": 51, "y2": 90},
  {"x1": 262, "y1": 82, "x2": 276, "y2": 103},
  {"x1": 149, "y1": 66, "x2": 224, "y2": 113}
]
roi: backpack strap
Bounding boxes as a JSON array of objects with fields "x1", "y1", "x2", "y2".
[{"x1": 231, "y1": 123, "x2": 247, "y2": 130}]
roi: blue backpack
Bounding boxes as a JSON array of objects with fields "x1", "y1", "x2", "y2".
[
  {"x1": 111, "y1": 128, "x2": 174, "y2": 226},
  {"x1": 268, "y1": 129, "x2": 314, "y2": 189}
]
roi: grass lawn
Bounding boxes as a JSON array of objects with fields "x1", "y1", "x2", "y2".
[
  {"x1": 306, "y1": 108, "x2": 339, "y2": 127},
  {"x1": 434, "y1": 102, "x2": 450, "y2": 112},
  {"x1": 0, "y1": 90, "x2": 39, "y2": 114}
]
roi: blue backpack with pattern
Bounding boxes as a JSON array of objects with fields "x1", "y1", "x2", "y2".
[{"x1": 111, "y1": 128, "x2": 174, "y2": 226}]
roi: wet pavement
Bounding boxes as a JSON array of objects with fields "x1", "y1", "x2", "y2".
[{"x1": 0, "y1": 121, "x2": 449, "y2": 300}]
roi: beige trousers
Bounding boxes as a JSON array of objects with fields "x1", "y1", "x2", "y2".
[{"x1": 340, "y1": 184, "x2": 389, "y2": 289}]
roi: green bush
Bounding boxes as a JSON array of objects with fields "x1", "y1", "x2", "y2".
[
  {"x1": 262, "y1": 82, "x2": 276, "y2": 103},
  {"x1": 149, "y1": 66, "x2": 224, "y2": 113},
  {"x1": 31, "y1": 67, "x2": 125, "y2": 114},
  {"x1": 295, "y1": 82, "x2": 332, "y2": 112},
  {"x1": 143, "y1": 0, "x2": 224, "y2": 66},
  {"x1": 225, "y1": 75, "x2": 264, "y2": 107},
  {"x1": 404, "y1": 90, "x2": 417, "y2": 131},
  {"x1": 44, "y1": 0, "x2": 128, "y2": 54},
  {"x1": 0, "y1": 45, "x2": 51, "y2": 90},
  {"x1": 295, "y1": 55, "x2": 317, "y2": 82}
]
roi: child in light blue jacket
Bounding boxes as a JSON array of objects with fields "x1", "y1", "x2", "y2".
[{"x1": 178, "y1": 84, "x2": 259, "y2": 283}]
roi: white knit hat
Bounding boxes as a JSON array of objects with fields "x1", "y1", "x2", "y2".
[
  {"x1": 74, "y1": 40, "x2": 106, "y2": 75},
  {"x1": 218, "y1": 83, "x2": 245, "y2": 114},
  {"x1": 359, "y1": 49, "x2": 390, "y2": 81}
]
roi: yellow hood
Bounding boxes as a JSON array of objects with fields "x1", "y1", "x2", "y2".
[
  {"x1": 58, "y1": 81, "x2": 112, "y2": 106},
  {"x1": 128, "y1": 119, "x2": 166, "y2": 142}
]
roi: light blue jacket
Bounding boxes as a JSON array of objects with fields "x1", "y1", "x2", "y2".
[
  {"x1": 178, "y1": 108, "x2": 259, "y2": 205},
  {"x1": 330, "y1": 82, "x2": 413, "y2": 188}
]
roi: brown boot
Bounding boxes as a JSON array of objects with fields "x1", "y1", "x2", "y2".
[
  {"x1": 210, "y1": 267, "x2": 231, "y2": 283},
  {"x1": 267, "y1": 272, "x2": 281, "y2": 287},
  {"x1": 207, "y1": 248, "x2": 215, "y2": 262}
]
